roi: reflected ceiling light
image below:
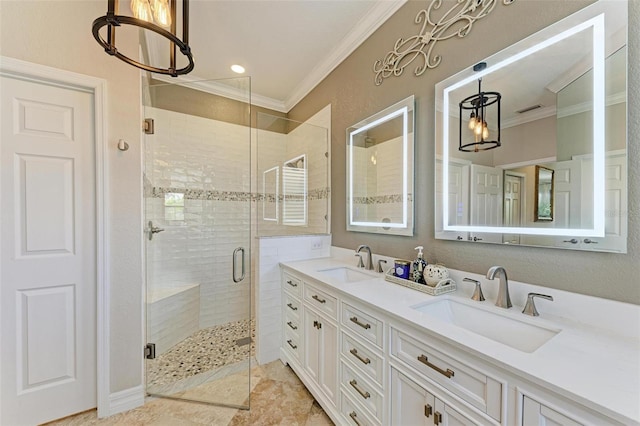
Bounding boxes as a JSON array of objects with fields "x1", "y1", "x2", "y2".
[
  {"x1": 459, "y1": 62, "x2": 501, "y2": 152},
  {"x1": 92, "y1": 0, "x2": 194, "y2": 76},
  {"x1": 231, "y1": 64, "x2": 246, "y2": 74}
]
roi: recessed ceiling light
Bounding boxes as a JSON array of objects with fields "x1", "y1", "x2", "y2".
[{"x1": 231, "y1": 64, "x2": 245, "y2": 74}]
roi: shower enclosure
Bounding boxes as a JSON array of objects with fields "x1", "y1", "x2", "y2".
[{"x1": 143, "y1": 77, "x2": 252, "y2": 409}]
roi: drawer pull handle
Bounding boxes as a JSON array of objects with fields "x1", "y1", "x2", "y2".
[
  {"x1": 349, "y1": 348, "x2": 371, "y2": 365},
  {"x1": 417, "y1": 354, "x2": 455, "y2": 378},
  {"x1": 287, "y1": 321, "x2": 297, "y2": 330},
  {"x1": 349, "y1": 379, "x2": 371, "y2": 399},
  {"x1": 424, "y1": 404, "x2": 432, "y2": 417},
  {"x1": 312, "y1": 295, "x2": 326, "y2": 304},
  {"x1": 286, "y1": 303, "x2": 298, "y2": 311},
  {"x1": 313, "y1": 320, "x2": 322, "y2": 329},
  {"x1": 434, "y1": 411, "x2": 442, "y2": 425},
  {"x1": 286, "y1": 280, "x2": 298, "y2": 287},
  {"x1": 286, "y1": 339, "x2": 297, "y2": 349},
  {"x1": 350, "y1": 316, "x2": 371, "y2": 330},
  {"x1": 349, "y1": 411, "x2": 361, "y2": 426}
]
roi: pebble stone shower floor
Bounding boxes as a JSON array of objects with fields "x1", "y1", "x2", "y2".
[{"x1": 147, "y1": 318, "x2": 256, "y2": 389}]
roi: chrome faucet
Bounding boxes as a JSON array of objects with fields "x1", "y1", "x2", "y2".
[
  {"x1": 356, "y1": 245, "x2": 374, "y2": 270},
  {"x1": 486, "y1": 266, "x2": 512, "y2": 309}
]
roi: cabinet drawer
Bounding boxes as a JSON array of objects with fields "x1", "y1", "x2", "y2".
[
  {"x1": 341, "y1": 391, "x2": 380, "y2": 426},
  {"x1": 391, "y1": 328, "x2": 502, "y2": 422},
  {"x1": 284, "y1": 310, "x2": 300, "y2": 338},
  {"x1": 283, "y1": 272, "x2": 302, "y2": 297},
  {"x1": 283, "y1": 328, "x2": 301, "y2": 362},
  {"x1": 283, "y1": 292, "x2": 301, "y2": 320},
  {"x1": 341, "y1": 303, "x2": 383, "y2": 348},
  {"x1": 341, "y1": 332, "x2": 384, "y2": 387},
  {"x1": 304, "y1": 283, "x2": 337, "y2": 319},
  {"x1": 341, "y1": 362, "x2": 383, "y2": 423}
]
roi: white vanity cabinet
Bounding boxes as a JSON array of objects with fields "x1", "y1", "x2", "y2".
[{"x1": 279, "y1": 264, "x2": 637, "y2": 426}]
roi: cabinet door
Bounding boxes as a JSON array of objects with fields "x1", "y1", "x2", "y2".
[
  {"x1": 303, "y1": 308, "x2": 321, "y2": 384},
  {"x1": 435, "y1": 398, "x2": 480, "y2": 426},
  {"x1": 391, "y1": 369, "x2": 432, "y2": 426},
  {"x1": 522, "y1": 396, "x2": 582, "y2": 426},
  {"x1": 392, "y1": 369, "x2": 485, "y2": 426},
  {"x1": 303, "y1": 307, "x2": 337, "y2": 404},
  {"x1": 318, "y1": 315, "x2": 337, "y2": 403}
]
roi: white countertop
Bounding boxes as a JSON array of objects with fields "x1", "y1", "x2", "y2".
[{"x1": 280, "y1": 254, "x2": 640, "y2": 424}]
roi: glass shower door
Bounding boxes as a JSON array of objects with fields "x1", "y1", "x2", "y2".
[{"x1": 143, "y1": 77, "x2": 252, "y2": 409}]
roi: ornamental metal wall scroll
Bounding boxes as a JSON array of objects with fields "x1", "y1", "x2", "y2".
[{"x1": 373, "y1": 0, "x2": 515, "y2": 86}]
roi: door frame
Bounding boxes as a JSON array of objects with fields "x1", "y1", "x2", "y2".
[{"x1": 0, "y1": 57, "x2": 110, "y2": 417}]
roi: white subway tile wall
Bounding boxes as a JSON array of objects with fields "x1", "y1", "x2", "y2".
[
  {"x1": 255, "y1": 116, "x2": 329, "y2": 237},
  {"x1": 144, "y1": 107, "x2": 252, "y2": 331}
]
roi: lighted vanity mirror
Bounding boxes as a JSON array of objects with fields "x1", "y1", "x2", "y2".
[
  {"x1": 347, "y1": 95, "x2": 415, "y2": 236},
  {"x1": 435, "y1": 0, "x2": 627, "y2": 252}
]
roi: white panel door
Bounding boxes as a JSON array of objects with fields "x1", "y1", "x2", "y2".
[
  {"x1": 551, "y1": 160, "x2": 582, "y2": 249},
  {"x1": 503, "y1": 173, "x2": 523, "y2": 244},
  {"x1": 435, "y1": 159, "x2": 469, "y2": 241},
  {"x1": 469, "y1": 164, "x2": 503, "y2": 243},
  {"x1": 576, "y1": 153, "x2": 627, "y2": 252},
  {"x1": 1, "y1": 75, "x2": 96, "y2": 425}
]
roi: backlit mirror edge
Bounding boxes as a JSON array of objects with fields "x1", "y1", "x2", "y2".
[
  {"x1": 434, "y1": 0, "x2": 627, "y2": 250},
  {"x1": 347, "y1": 95, "x2": 415, "y2": 236}
]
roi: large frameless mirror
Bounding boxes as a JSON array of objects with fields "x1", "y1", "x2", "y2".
[
  {"x1": 435, "y1": 0, "x2": 627, "y2": 252},
  {"x1": 347, "y1": 95, "x2": 415, "y2": 236}
]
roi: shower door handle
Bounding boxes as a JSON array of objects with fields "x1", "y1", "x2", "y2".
[{"x1": 232, "y1": 247, "x2": 246, "y2": 283}]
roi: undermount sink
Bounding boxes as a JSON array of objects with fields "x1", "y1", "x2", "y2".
[
  {"x1": 317, "y1": 267, "x2": 376, "y2": 283},
  {"x1": 412, "y1": 299, "x2": 560, "y2": 353}
]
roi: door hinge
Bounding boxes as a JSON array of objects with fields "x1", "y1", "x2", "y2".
[
  {"x1": 144, "y1": 118, "x2": 155, "y2": 134},
  {"x1": 144, "y1": 343, "x2": 156, "y2": 359}
]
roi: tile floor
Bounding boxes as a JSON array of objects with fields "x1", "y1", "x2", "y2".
[{"x1": 46, "y1": 361, "x2": 333, "y2": 426}]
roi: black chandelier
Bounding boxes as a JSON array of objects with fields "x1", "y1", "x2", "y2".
[
  {"x1": 459, "y1": 62, "x2": 501, "y2": 152},
  {"x1": 92, "y1": 0, "x2": 194, "y2": 77}
]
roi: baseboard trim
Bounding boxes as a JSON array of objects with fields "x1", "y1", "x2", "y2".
[{"x1": 104, "y1": 385, "x2": 145, "y2": 417}]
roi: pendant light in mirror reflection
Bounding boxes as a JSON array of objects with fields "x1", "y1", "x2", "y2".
[
  {"x1": 92, "y1": 0, "x2": 194, "y2": 76},
  {"x1": 459, "y1": 62, "x2": 501, "y2": 152}
]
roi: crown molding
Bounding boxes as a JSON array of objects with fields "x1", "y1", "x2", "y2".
[
  {"x1": 283, "y1": 0, "x2": 407, "y2": 111},
  {"x1": 147, "y1": 1, "x2": 406, "y2": 113}
]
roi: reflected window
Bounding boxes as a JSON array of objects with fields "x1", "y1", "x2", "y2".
[
  {"x1": 282, "y1": 155, "x2": 307, "y2": 226},
  {"x1": 164, "y1": 192, "x2": 184, "y2": 221}
]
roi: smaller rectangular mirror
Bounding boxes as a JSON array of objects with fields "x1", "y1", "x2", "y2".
[
  {"x1": 346, "y1": 95, "x2": 415, "y2": 236},
  {"x1": 534, "y1": 166, "x2": 554, "y2": 222},
  {"x1": 262, "y1": 166, "x2": 279, "y2": 222}
]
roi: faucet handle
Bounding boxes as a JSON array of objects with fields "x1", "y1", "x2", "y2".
[
  {"x1": 522, "y1": 293, "x2": 554, "y2": 316},
  {"x1": 376, "y1": 259, "x2": 387, "y2": 273},
  {"x1": 464, "y1": 278, "x2": 485, "y2": 301},
  {"x1": 355, "y1": 253, "x2": 365, "y2": 268}
]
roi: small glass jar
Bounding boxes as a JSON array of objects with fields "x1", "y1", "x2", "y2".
[{"x1": 394, "y1": 259, "x2": 411, "y2": 279}]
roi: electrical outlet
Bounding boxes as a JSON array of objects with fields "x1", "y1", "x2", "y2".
[{"x1": 311, "y1": 239, "x2": 323, "y2": 250}]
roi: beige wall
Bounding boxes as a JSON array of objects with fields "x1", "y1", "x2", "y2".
[
  {"x1": 0, "y1": 1, "x2": 144, "y2": 393},
  {"x1": 289, "y1": 0, "x2": 640, "y2": 304}
]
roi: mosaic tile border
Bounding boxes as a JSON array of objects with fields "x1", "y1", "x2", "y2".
[
  {"x1": 149, "y1": 186, "x2": 330, "y2": 202},
  {"x1": 351, "y1": 193, "x2": 413, "y2": 204}
]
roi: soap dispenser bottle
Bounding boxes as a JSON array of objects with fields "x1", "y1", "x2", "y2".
[{"x1": 412, "y1": 246, "x2": 427, "y2": 283}]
